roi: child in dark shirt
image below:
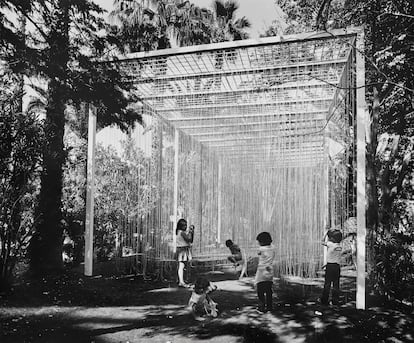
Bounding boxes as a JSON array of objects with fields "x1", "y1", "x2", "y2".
[
  {"x1": 225, "y1": 239, "x2": 242, "y2": 265},
  {"x1": 226, "y1": 239, "x2": 248, "y2": 279}
]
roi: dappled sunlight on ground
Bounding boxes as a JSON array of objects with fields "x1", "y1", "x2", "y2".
[{"x1": 1, "y1": 271, "x2": 413, "y2": 342}]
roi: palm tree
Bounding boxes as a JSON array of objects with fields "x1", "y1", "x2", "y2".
[
  {"x1": 209, "y1": 1, "x2": 251, "y2": 89},
  {"x1": 211, "y1": 0, "x2": 250, "y2": 42},
  {"x1": 110, "y1": 0, "x2": 214, "y2": 51},
  {"x1": 110, "y1": 0, "x2": 170, "y2": 52},
  {"x1": 163, "y1": 1, "x2": 213, "y2": 47}
]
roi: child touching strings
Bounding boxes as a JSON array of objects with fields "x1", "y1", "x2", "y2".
[{"x1": 321, "y1": 228, "x2": 343, "y2": 305}]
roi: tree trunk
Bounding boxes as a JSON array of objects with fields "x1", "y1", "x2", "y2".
[
  {"x1": 29, "y1": 2, "x2": 69, "y2": 275},
  {"x1": 366, "y1": 86, "x2": 379, "y2": 275},
  {"x1": 17, "y1": 14, "x2": 26, "y2": 114}
]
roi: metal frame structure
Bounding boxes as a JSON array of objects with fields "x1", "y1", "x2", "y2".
[{"x1": 85, "y1": 27, "x2": 367, "y2": 309}]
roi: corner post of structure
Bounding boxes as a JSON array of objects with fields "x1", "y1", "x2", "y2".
[
  {"x1": 324, "y1": 161, "x2": 329, "y2": 266},
  {"x1": 217, "y1": 161, "x2": 222, "y2": 244},
  {"x1": 198, "y1": 145, "x2": 203, "y2": 250},
  {"x1": 84, "y1": 104, "x2": 97, "y2": 276},
  {"x1": 356, "y1": 29, "x2": 367, "y2": 310},
  {"x1": 172, "y1": 128, "x2": 179, "y2": 253}
]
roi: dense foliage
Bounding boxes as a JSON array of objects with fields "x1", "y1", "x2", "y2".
[
  {"x1": 0, "y1": 70, "x2": 43, "y2": 290},
  {"x1": 0, "y1": 0, "x2": 142, "y2": 275}
]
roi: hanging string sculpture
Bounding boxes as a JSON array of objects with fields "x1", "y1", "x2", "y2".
[{"x1": 96, "y1": 29, "x2": 359, "y2": 278}]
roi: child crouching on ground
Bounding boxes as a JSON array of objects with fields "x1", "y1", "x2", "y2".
[
  {"x1": 188, "y1": 277, "x2": 218, "y2": 319},
  {"x1": 225, "y1": 239, "x2": 242, "y2": 266}
]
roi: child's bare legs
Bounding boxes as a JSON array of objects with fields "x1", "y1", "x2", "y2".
[
  {"x1": 206, "y1": 295, "x2": 218, "y2": 317},
  {"x1": 239, "y1": 260, "x2": 247, "y2": 279},
  {"x1": 178, "y1": 261, "x2": 187, "y2": 286}
]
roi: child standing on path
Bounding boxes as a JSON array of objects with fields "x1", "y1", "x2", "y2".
[
  {"x1": 254, "y1": 232, "x2": 276, "y2": 312},
  {"x1": 176, "y1": 219, "x2": 194, "y2": 287},
  {"x1": 321, "y1": 228, "x2": 343, "y2": 305}
]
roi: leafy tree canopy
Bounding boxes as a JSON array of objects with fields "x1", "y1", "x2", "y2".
[{"x1": 0, "y1": 0, "x2": 142, "y2": 129}]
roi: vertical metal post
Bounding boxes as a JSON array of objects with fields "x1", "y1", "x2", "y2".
[
  {"x1": 324, "y1": 163, "x2": 329, "y2": 265},
  {"x1": 84, "y1": 105, "x2": 96, "y2": 276},
  {"x1": 356, "y1": 31, "x2": 367, "y2": 310},
  {"x1": 323, "y1": 129, "x2": 330, "y2": 265},
  {"x1": 217, "y1": 161, "x2": 222, "y2": 244},
  {"x1": 172, "y1": 129, "x2": 179, "y2": 253},
  {"x1": 199, "y1": 146, "x2": 203, "y2": 250}
]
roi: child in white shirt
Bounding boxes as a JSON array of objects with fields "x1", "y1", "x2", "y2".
[
  {"x1": 254, "y1": 232, "x2": 276, "y2": 312},
  {"x1": 321, "y1": 228, "x2": 343, "y2": 305}
]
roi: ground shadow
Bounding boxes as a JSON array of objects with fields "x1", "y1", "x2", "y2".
[{"x1": 1, "y1": 269, "x2": 413, "y2": 343}]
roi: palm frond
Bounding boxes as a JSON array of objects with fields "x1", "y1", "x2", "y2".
[
  {"x1": 224, "y1": 0, "x2": 239, "y2": 21},
  {"x1": 234, "y1": 16, "x2": 251, "y2": 29},
  {"x1": 213, "y1": 0, "x2": 227, "y2": 18},
  {"x1": 26, "y1": 97, "x2": 46, "y2": 115}
]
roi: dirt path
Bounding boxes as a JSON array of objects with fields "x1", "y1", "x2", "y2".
[{"x1": 1, "y1": 272, "x2": 413, "y2": 343}]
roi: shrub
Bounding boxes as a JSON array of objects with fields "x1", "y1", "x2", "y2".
[{"x1": 0, "y1": 78, "x2": 43, "y2": 291}]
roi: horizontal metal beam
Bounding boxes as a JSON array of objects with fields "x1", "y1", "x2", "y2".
[
  {"x1": 157, "y1": 97, "x2": 332, "y2": 113},
  {"x1": 176, "y1": 112, "x2": 327, "y2": 130},
  {"x1": 216, "y1": 145, "x2": 324, "y2": 156},
  {"x1": 127, "y1": 59, "x2": 347, "y2": 84},
  {"x1": 186, "y1": 121, "x2": 325, "y2": 138},
  {"x1": 140, "y1": 81, "x2": 333, "y2": 101},
  {"x1": 118, "y1": 28, "x2": 359, "y2": 60},
  {"x1": 168, "y1": 110, "x2": 327, "y2": 123},
  {"x1": 199, "y1": 130, "x2": 325, "y2": 144},
  {"x1": 225, "y1": 152, "x2": 325, "y2": 161},
  {"x1": 214, "y1": 144, "x2": 322, "y2": 153},
  {"x1": 249, "y1": 161, "x2": 325, "y2": 169},
  {"x1": 224, "y1": 157, "x2": 325, "y2": 168},
  {"x1": 204, "y1": 136, "x2": 323, "y2": 149},
  {"x1": 219, "y1": 152, "x2": 324, "y2": 162}
]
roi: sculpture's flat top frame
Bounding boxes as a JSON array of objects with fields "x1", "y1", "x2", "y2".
[{"x1": 112, "y1": 27, "x2": 363, "y2": 167}]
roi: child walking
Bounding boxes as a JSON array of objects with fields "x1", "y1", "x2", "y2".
[
  {"x1": 254, "y1": 232, "x2": 276, "y2": 312},
  {"x1": 187, "y1": 277, "x2": 218, "y2": 320},
  {"x1": 321, "y1": 228, "x2": 343, "y2": 305}
]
